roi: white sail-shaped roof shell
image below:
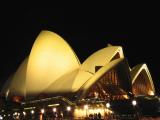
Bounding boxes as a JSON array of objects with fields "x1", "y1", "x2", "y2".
[
  {"x1": 1, "y1": 41, "x2": 126, "y2": 99},
  {"x1": 26, "y1": 31, "x2": 81, "y2": 96},
  {"x1": 9, "y1": 57, "x2": 28, "y2": 97},
  {"x1": 1, "y1": 57, "x2": 28, "y2": 99},
  {"x1": 131, "y1": 64, "x2": 155, "y2": 95},
  {"x1": 72, "y1": 46, "x2": 124, "y2": 91},
  {"x1": 42, "y1": 46, "x2": 124, "y2": 93},
  {"x1": 1, "y1": 31, "x2": 81, "y2": 99},
  {"x1": 80, "y1": 46, "x2": 124, "y2": 73},
  {"x1": 1, "y1": 30, "x2": 155, "y2": 101}
]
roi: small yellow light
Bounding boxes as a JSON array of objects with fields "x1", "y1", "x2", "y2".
[
  {"x1": 67, "y1": 106, "x2": 71, "y2": 111},
  {"x1": 132, "y1": 100, "x2": 137, "y2": 106},
  {"x1": 23, "y1": 111, "x2": 26, "y2": 116},
  {"x1": 149, "y1": 90, "x2": 154, "y2": 96},
  {"x1": 41, "y1": 109, "x2": 45, "y2": 114},
  {"x1": 14, "y1": 112, "x2": 17, "y2": 115},
  {"x1": 84, "y1": 105, "x2": 88, "y2": 109},
  {"x1": 53, "y1": 108, "x2": 56, "y2": 112},
  {"x1": 31, "y1": 110, "x2": 34, "y2": 114},
  {"x1": 106, "y1": 103, "x2": 110, "y2": 108}
]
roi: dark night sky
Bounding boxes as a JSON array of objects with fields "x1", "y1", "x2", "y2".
[{"x1": 0, "y1": 4, "x2": 159, "y2": 94}]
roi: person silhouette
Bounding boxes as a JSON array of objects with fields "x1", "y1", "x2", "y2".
[
  {"x1": 98, "y1": 112, "x2": 101, "y2": 119},
  {"x1": 94, "y1": 113, "x2": 98, "y2": 120}
]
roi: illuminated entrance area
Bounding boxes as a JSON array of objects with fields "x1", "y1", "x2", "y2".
[
  {"x1": 74, "y1": 101, "x2": 113, "y2": 120},
  {"x1": 85, "y1": 68, "x2": 129, "y2": 101}
]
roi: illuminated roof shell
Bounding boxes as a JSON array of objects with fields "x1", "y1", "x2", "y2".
[
  {"x1": 131, "y1": 64, "x2": 155, "y2": 94},
  {"x1": 26, "y1": 31, "x2": 80, "y2": 96},
  {"x1": 0, "y1": 30, "x2": 156, "y2": 101},
  {"x1": 71, "y1": 46, "x2": 124, "y2": 91},
  {"x1": 80, "y1": 46, "x2": 124, "y2": 74},
  {"x1": 1, "y1": 57, "x2": 28, "y2": 99}
]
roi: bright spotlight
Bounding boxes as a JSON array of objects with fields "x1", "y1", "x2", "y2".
[
  {"x1": 41, "y1": 109, "x2": 45, "y2": 114},
  {"x1": 132, "y1": 100, "x2": 137, "y2": 106},
  {"x1": 84, "y1": 105, "x2": 88, "y2": 109},
  {"x1": 106, "y1": 103, "x2": 110, "y2": 108},
  {"x1": 14, "y1": 112, "x2": 17, "y2": 115},
  {"x1": 67, "y1": 106, "x2": 71, "y2": 111},
  {"x1": 0, "y1": 115, "x2": 3, "y2": 120},
  {"x1": 149, "y1": 91, "x2": 154, "y2": 96},
  {"x1": 31, "y1": 110, "x2": 34, "y2": 114},
  {"x1": 23, "y1": 111, "x2": 26, "y2": 116},
  {"x1": 53, "y1": 108, "x2": 56, "y2": 112}
]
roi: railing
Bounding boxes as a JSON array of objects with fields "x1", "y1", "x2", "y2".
[{"x1": 22, "y1": 96, "x2": 75, "y2": 106}]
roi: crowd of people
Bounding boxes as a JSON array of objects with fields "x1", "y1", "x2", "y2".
[{"x1": 87, "y1": 112, "x2": 102, "y2": 120}]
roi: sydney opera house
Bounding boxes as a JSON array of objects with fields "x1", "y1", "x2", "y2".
[{"x1": 0, "y1": 31, "x2": 158, "y2": 119}]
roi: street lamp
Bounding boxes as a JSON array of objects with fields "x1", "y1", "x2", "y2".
[
  {"x1": 23, "y1": 111, "x2": 26, "y2": 116},
  {"x1": 132, "y1": 99, "x2": 139, "y2": 119},
  {"x1": 67, "y1": 106, "x2": 71, "y2": 111},
  {"x1": 31, "y1": 110, "x2": 34, "y2": 114},
  {"x1": 132, "y1": 100, "x2": 137, "y2": 106},
  {"x1": 0, "y1": 115, "x2": 3, "y2": 120},
  {"x1": 106, "y1": 103, "x2": 110, "y2": 108},
  {"x1": 14, "y1": 112, "x2": 17, "y2": 115},
  {"x1": 53, "y1": 108, "x2": 56, "y2": 112},
  {"x1": 41, "y1": 109, "x2": 45, "y2": 114},
  {"x1": 84, "y1": 105, "x2": 88, "y2": 109}
]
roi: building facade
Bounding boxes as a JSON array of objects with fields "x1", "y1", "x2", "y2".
[{"x1": 0, "y1": 31, "x2": 156, "y2": 119}]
